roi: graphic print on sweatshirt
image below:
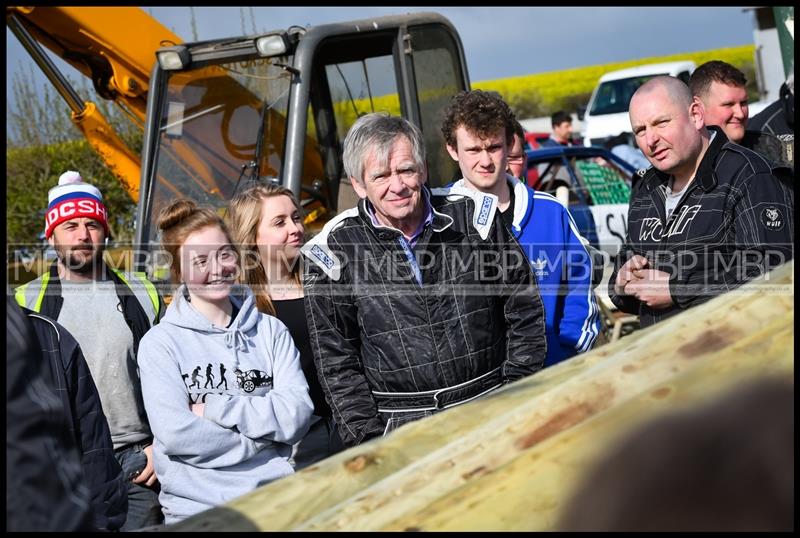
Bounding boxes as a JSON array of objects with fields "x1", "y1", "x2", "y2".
[{"x1": 181, "y1": 362, "x2": 273, "y2": 403}]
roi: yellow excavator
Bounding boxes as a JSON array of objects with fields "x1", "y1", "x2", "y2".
[{"x1": 7, "y1": 6, "x2": 470, "y2": 273}]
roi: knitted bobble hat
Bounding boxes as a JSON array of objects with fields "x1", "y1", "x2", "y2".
[{"x1": 44, "y1": 170, "x2": 109, "y2": 238}]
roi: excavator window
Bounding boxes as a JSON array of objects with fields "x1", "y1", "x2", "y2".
[
  {"x1": 322, "y1": 53, "x2": 402, "y2": 215},
  {"x1": 147, "y1": 56, "x2": 301, "y2": 245},
  {"x1": 406, "y1": 25, "x2": 465, "y2": 187}
]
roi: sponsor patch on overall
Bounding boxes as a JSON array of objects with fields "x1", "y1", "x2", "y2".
[
  {"x1": 477, "y1": 196, "x2": 493, "y2": 226},
  {"x1": 310, "y1": 244, "x2": 335, "y2": 269},
  {"x1": 760, "y1": 206, "x2": 784, "y2": 231}
]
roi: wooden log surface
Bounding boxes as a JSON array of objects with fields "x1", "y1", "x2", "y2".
[{"x1": 170, "y1": 261, "x2": 794, "y2": 531}]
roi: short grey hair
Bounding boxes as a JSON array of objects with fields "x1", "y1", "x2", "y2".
[{"x1": 342, "y1": 113, "x2": 426, "y2": 184}]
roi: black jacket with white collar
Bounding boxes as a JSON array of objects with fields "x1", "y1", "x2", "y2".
[{"x1": 609, "y1": 126, "x2": 794, "y2": 327}]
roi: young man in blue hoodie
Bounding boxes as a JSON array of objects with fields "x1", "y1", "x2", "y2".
[{"x1": 442, "y1": 91, "x2": 600, "y2": 366}]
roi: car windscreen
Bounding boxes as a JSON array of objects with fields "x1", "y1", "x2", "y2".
[{"x1": 589, "y1": 74, "x2": 665, "y2": 116}]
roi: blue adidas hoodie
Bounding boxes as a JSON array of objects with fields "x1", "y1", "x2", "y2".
[
  {"x1": 452, "y1": 176, "x2": 600, "y2": 366},
  {"x1": 137, "y1": 285, "x2": 313, "y2": 524}
]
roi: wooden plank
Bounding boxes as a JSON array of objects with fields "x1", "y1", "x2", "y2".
[
  {"x1": 169, "y1": 261, "x2": 793, "y2": 531},
  {"x1": 383, "y1": 320, "x2": 793, "y2": 531}
]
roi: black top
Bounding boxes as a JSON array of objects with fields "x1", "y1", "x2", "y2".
[
  {"x1": 6, "y1": 297, "x2": 94, "y2": 531},
  {"x1": 25, "y1": 308, "x2": 127, "y2": 530},
  {"x1": 272, "y1": 297, "x2": 331, "y2": 418},
  {"x1": 748, "y1": 82, "x2": 794, "y2": 136},
  {"x1": 608, "y1": 126, "x2": 794, "y2": 328}
]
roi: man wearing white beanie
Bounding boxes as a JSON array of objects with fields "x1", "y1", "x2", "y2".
[{"x1": 15, "y1": 170, "x2": 166, "y2": 530}]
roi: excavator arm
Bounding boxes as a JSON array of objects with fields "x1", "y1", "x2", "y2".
[
  {"x1": 8, "y1": 6, "x2": 181, "y2": 122},
  {"x1": 6, "y1": 6, "x2": 183, "y2": 200}
]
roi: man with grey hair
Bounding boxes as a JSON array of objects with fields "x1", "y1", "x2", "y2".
[
  {"x1": 610, "y1": 76, "x2": 793, "y2": 328},
  {"x1": 302, "y1": 113, "x2": 547, "y2": 447}
]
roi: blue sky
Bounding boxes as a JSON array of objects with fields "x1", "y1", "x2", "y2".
[{"x1": 6, "y1": 7, "x2": 757, "y2": 119}]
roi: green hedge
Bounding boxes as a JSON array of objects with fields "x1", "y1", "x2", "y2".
[{"x1": 6, "y1": 139, "x2": 138, "y2": 246}]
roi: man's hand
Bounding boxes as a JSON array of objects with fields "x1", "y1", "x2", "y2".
[
  {"x1": 191, "y1": 403, "x2": 205, "y2": 417},
  {"x1": 131, "y1": 444, "x2": 158, "y2": 487},
  {"x1": 624, "y1": 268, "x2": 674, "y2": 309},
  {"x1": 614, "y1": 255, "x2": 649, "y2": 296}
]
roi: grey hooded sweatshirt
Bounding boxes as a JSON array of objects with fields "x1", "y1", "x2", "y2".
[{"x1": 137, "y1": 285, "x2": 313, "y2": 524}]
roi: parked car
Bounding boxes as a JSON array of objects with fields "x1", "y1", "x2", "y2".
[
  {"x1": 579, "y1": 61, "x2": 695, "y2": 148},
  {"x1": 519, "y1": 131, "x2": 556, "y2": 186},
  {"x1": 524, "y1": 131, "x2": 551, "y2": 149},
  {"x1": 525, "y1": 145, "x2": 638, "y2": 259}
]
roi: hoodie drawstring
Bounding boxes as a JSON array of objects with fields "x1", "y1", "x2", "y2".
[
  {"x1": 224, "y1": 328, "x2": 248, "y2": 372},
  {"x1": 224, "y1": 329, "x2": 247, "y2": 352}
]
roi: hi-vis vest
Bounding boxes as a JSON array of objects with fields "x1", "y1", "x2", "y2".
[{"x1": 15, "y1": 269, "x2": 161, "y2": 325}]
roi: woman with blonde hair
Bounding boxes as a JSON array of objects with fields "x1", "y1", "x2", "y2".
[
  {"x1": 228, "y1": 183, "x2": 342, "y2": 469},
  {"x1": 137, "y1": 199, "x2": 313, "y2": 524}
]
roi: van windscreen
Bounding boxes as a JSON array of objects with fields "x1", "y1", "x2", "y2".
[{"x1": 589, "y1": 74, "x2": 666, "y2": 116}]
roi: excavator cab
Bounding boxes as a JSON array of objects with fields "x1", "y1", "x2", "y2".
[{"x1": 136, "y1": 13, "x2": 469, "y2": 274}]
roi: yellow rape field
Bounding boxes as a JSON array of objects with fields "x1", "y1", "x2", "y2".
[
  {"x1": 474, "y1": 45, "x2": 756, "y2": 115},
  {"x1": 325, "y1": 45, "x2": 755, "y2": 126}
]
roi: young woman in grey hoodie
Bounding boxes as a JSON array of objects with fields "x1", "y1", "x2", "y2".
[{"x1": 137, "y1": 200, "x2": 313, "y2": 524}]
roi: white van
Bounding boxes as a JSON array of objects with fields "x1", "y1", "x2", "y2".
[{"x1": 581, "y1": 61, "x2": 696, "y2": 147}]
